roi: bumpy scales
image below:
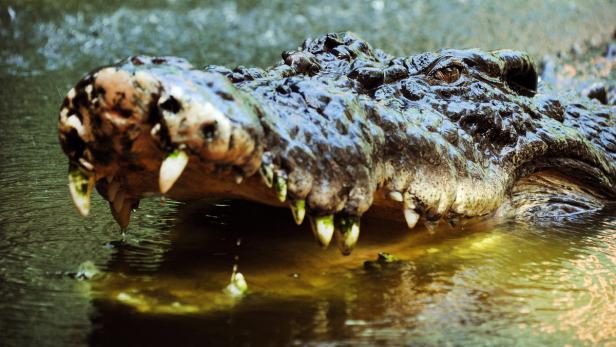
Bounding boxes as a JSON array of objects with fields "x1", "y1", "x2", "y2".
[{"x1": 58, "y1": 32, "x2": 615, "y2": 255}]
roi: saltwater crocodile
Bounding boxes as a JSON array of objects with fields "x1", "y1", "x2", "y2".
[{"x1": 58, "y1": 32, "x2": 616, "y2": 255}]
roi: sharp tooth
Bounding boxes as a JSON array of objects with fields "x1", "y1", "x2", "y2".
[
  {"x1": 107, "y1": 180, "x2": 120, "y2": 202},
  {"x1": 289, "y1": 199, "x2": 306, "y2": 225},
  {"x1": 159, "y1": 150, "x2": 189, "y2": 194},
  {"x1": 335, "y1": 216, "x2": 360, "y2": 256},
  {"x1": 310, "y1": 215, "x2": 334, "y2": 248},
  {"x1": 403, "y1": 208, "x2": 420, "y2": 229},
  {"x1": 274, "y1": 172, "x2": 287, "y2": 202},
  {"x1": 235, "y1": 174, "x2": 244, "y2": 184},
  {"x1": 150, "y1": 123, "x2": 161, "y2": 136},
  {"x1": 68, "y1": 165, "x2": 95, "y2": 217},
  {"x1": 110, "y1": 199, "x2": 136, "y2": 229},
  {"x1": 388, "y1": 191, "x2": 403, "y2": 202},
  {"x1": 259, "y1": 163, "x2": 274, "y2": 188},
  {"x1": 78, "y1": 158, "x2": 94, "y2": 171}
]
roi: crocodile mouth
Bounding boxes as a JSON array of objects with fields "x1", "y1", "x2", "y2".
[
  {"x1": 58, "y1": 33, "x2": 615, "y2": 256},
  {"x1": 58, "y1": 56, "x2": 505, "y2": 253}
]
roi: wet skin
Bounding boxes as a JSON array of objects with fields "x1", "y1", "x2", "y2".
[{"x1": 58, "y1": 32, "x2": 616, "y2": 254}]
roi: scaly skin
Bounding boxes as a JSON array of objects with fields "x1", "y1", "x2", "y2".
[{"x1": 58, "y1": 32, "x2": 616, "y2": 254}]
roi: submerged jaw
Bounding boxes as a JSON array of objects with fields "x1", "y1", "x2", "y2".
[{"x1": 159, "y1": 149, "x2": 189, "y2": 194}]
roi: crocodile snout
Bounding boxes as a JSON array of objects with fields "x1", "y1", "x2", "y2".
[{"x1": 58, "y1": 55, "x2": 265, "y2": 225}]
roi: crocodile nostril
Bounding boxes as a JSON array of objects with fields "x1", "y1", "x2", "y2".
[
  {"x1": 159, "y1": 96, "x2": 181, "y2": 113},
  {"x1": 200, "y1": 122, "x2": 218, "y2": 142}
]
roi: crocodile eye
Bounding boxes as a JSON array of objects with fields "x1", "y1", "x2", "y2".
[{"x1": 433, "y1": 66, "x2": 461, "y2": 83}]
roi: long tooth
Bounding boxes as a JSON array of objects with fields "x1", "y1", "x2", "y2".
[
  {"x1": 235, "y1": 174, "x2": 244, "y2": 184},
  {"x1": 150, "y1": 123, "x2": 161, "y2": 136},
  {"x1": 107, "y1": 180, "x2": 120, "y2": 202},
  {"x1": 403, "y1": 208, "x2": 420, "y2": 229},
  {"x1": 388, "y1": 191, "x2": 403, "y2": 202},
  {"x1": 289, "y1": 199, "x2": 306, "y2": 225},
  {"x1": 78, "y1": 158, "x2": 94, "y2": 171},
  {"x1": 159, "y1": 150, "x2": 189, "y2": 194},
  {"x1": 110, "y1": 199, "x2": 136, "y2": 229},
  {"x1": 274, "y1": 172, "x2": 287, "y2": 202},
  {"x1": 259, "y1": 163, "x2": 274, "y2": 188},
  {"x1": 335, "y1": 216, "x2": 360, "y2": 256},
  {"x1": 310, "y1": 215, "x2": 335, "y2": 248},
  {"x1": 68, "y1": 165, "x2": 95, "y2": 217}
]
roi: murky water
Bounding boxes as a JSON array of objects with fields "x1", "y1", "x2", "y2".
[{"x1": 1, "y1": 1, "x2": 615, "y2": 346}]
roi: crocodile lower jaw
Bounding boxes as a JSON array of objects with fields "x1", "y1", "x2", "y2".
[{"x1": 69, "y1": 149, "x2": 509, "y2": 256}]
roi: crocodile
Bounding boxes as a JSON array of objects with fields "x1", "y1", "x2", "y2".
[{"x1": 58, "y1": 32, "x2": 616, "y2": 255}]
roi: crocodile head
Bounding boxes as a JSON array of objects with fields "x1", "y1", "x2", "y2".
[{"x1": 58, "y1": 32, "x2": 615, "y2": 254}]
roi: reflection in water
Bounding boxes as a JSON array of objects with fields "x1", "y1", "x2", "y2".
[{"x1": 85, "y1": 201, "x2": 616, "y2": 346}]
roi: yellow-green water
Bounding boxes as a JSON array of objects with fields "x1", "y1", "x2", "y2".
[
  {"x1": 1, "y1": 1, "x2": 615, "y2": 345},
  {"x1": 84, "y1": 202, "x2": 616, "y2": 345}
]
